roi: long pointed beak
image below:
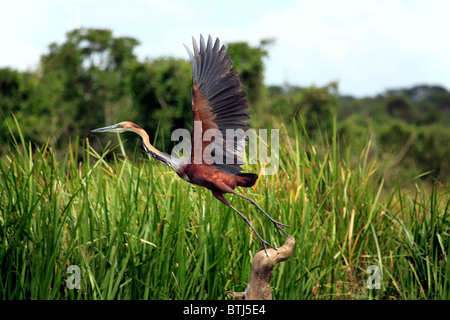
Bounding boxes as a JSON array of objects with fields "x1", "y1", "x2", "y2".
[{"x1": 91, "y1": 124, "x2": 122, "y2": 133}]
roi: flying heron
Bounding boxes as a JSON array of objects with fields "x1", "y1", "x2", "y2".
[{"x1": 91, "y1": 35, "x2": 290, "y2": 253}]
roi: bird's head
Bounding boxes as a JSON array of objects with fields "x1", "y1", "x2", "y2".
[
  {"x1": 91, "y1": 121, "x2": 142, "y2": 134},
  {"x1": 91, "y1": 120, "x2": 176, "y2": 169},
  {"x1": 91, "y1": 121, "x2": 154, "y2": 154}
]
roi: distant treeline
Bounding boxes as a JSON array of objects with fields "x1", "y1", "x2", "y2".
[{"x1": 1, "y1": 28, "x2": 449, "y2": 183}]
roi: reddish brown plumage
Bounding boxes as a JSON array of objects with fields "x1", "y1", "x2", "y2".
[
  {"x1": 178, "y1": 163, "x2": 258, "y2": 196},
  {"x1": 235, "y1": 173, "x2": 259, "y2": 188},
  {"x1": 181, "y1": 36, "x2": 290, "y2": 253},
  {"x1": 186, "y1": 35, "x2": 250, "y2": 175},
  {"x1": 93, "y1": 35, "x2": 290, "y2": 254},
  {"x1": 192, "y1": 85, "x2": 218, "y2": 133},
  {"x1": 179, "y1": 164, "x2": 236, "y2": 193},
  {"x1": 183, "y1": 35, "x2": 259, "y2": 205}
]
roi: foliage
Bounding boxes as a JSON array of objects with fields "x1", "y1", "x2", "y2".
[
  {"x1": 1, "y1": 120, "x2": 448, "y2": 300},
  {"x1": 38, "y1": 28, "x2": 140, "y2": 148},
  {"x1": 264, "y1": 82, "x2": 338, "y2": 135},
  {"x1": 226, "y1": 39, "x2": 272, "y2": 106},
  {"x1": 0, "y1": 28, "x2": 450, "y2": 299},
  {"x1": 130, "y1": 57, "x2": 192, "y2": 150},
  {"x1": 1, "y1": 28, "x2": 449, "y2": 184}
]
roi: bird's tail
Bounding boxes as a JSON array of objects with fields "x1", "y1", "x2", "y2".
[{"x1": 236, "y1": 173, "x2": 258, "y2": 188}]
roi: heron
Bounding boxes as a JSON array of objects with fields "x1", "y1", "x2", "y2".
[{"x1": 91, "y1": 35, "x2": 291, "y2": 253}]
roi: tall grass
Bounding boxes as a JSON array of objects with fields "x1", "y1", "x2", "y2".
[{"x1": 0, "y1": 119, "x2": 448, "y2": 299}]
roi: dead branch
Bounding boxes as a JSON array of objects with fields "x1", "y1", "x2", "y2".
[{"x1": 227, "y1": 235, "x2": 295, "y2": 300}]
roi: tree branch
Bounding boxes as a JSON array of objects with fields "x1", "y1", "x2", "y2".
[{"x1": 227, "y1": 235, "x2": 295, "y2": 300}]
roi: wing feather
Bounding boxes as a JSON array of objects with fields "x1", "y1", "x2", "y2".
[{"x1": 185, "y1": 35, "x2": 250, "y2": 174}]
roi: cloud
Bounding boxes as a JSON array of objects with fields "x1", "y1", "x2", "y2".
[
  {"x1": 1, "y1": 0, "x2": 449, "y2": 96},
  {"x1": 0, "y1": 1, "x2": 42, "y2": 70},
  {"x1": 243, "y1": 0, "x2": 450, "y2": 95}
]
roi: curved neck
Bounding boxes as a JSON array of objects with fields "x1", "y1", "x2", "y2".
[{"x1": 132, "y1": 127, "x2": 180, "y2": 172}]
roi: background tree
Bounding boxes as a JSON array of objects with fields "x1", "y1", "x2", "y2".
[
  {"x1": 130, "y1": 58, "x2": 192, "y2": 150},
  {"x1": 0, "y1": 68, "x2": 50, "y2": 151},
  {"x1": 226, "y1": 39, "x2": 272, "y2": 107},
  {"x1": 385, "y1": 96, "x2": 414, "y2": 122},
  {"x1": 38, "y1": 28, "x2": 140, "y2": 149},
  {"x1": 263, "y1": 82, "x2": 338, "y2": 136},
  {"x1": 1, "y1": 28, "x2": 449, "y2": 184}
]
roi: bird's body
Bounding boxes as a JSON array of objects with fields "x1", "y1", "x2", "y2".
[{"x1": 92, "y1": 35, "x2": 290, "y2": 253}]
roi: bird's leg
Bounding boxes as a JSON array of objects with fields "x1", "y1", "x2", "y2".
[
  {"x1": 212, "y1": 190, "x2": 275, "y2": 256},
  {"x1": 232, "y1": 192, "x2": 292, "y2": 237},
  {"x1": 228, "y1": 203, "x2": 275, "y2": 256}
]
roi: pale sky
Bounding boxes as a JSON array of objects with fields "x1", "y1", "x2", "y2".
[{"x1": 1, "y1": 0, "x2": 449, "y2": 97}]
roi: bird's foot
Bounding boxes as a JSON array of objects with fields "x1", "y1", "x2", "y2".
[
  {"x1": 272, "y1": 220, "x2": 293, "y2": 237},
  {"x1": 258, "y1": 239, "x2": 277, "y2": 257}
]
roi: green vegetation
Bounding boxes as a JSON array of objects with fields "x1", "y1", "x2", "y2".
[
  {"x1": 1, "y1": 28, "x2": 449, "y2": 184},
  {"x1": 0, "y1": 28, "x2": 449, "y2": 299},
  {"x1": 1, "y1": 119, "x2": 448, "y2": 299}
]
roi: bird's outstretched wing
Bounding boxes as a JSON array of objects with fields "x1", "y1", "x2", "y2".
[{"x1": 184, "y1": 35, "x2": 250, "y2": 174}]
